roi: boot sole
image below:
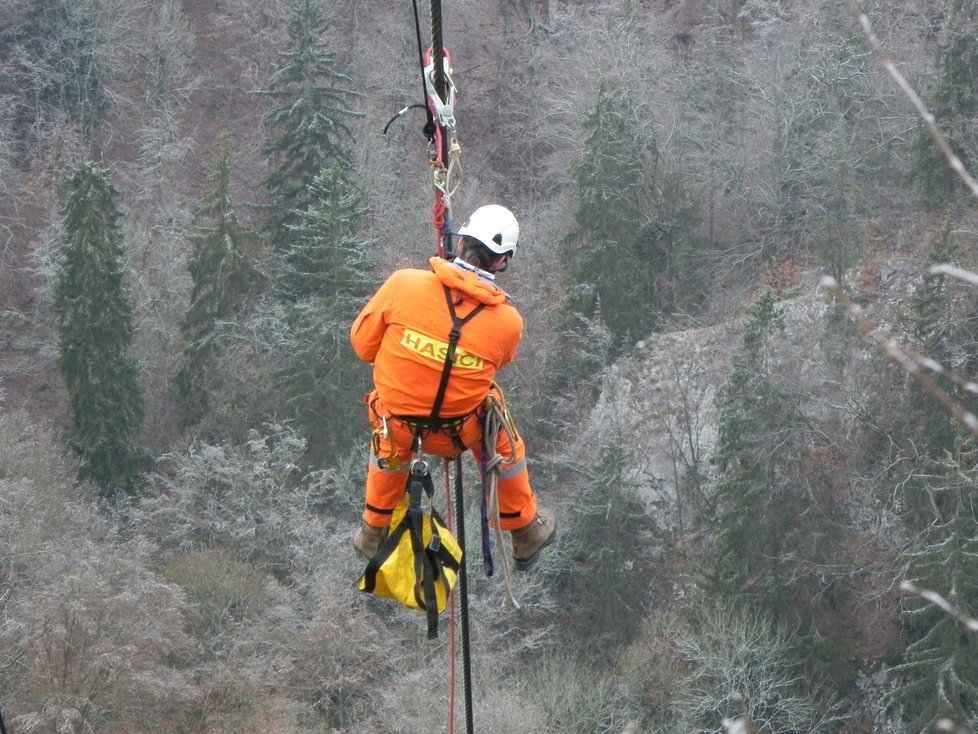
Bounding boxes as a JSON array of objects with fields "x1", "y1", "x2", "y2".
[{"x1": 513, "y1": 528, "x2": 557, "y2": 570}]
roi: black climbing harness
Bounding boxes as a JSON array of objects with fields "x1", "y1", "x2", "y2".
[{"x1": 431, "y1": 286, "x2": 486, "y2": 422}]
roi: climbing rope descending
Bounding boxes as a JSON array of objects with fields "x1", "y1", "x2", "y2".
[
  {"x1": 450, "y1": 455, "x2": 474, "y2": 734},
  {"x1": 382, "y1": 4, "x2": 528, "y2": 733},
  {"x1": 405, "y1": 3, "x2": 474, "y2": 731}
]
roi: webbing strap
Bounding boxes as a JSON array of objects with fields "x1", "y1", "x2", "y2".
[
  {"x1": 361, "y1": 461, "x2": 459, "y2": 639},
  {"x1": 430, "y1": 286, "x2": 485, "y2": 422}
]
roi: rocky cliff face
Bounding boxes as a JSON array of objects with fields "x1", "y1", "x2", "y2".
[{"x1": 573, "y1": 256, "x2": 928, "y2": 534}]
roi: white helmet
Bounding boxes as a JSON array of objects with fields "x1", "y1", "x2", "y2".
[{"x1": 456, "y1": 204, "x2": 519, "y2": 255}]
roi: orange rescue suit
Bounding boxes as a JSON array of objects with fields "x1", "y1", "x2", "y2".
[{"x1": 351, "y1": 257, "x2": 538, "y2": 530}]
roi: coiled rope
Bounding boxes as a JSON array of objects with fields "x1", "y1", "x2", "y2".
[{"x1": 481, "y1": 388, "x2": 522, "y2": 610}]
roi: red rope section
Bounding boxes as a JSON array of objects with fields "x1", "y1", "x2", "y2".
[{"x1": 433, "y1": 193, "x2": 447, "y2": 258}]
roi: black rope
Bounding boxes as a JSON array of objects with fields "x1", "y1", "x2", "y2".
[
  {"x1": 430, "y1": 0, "x2": 446, "y2": 104},
  {"x1": 382, "y1": 103, "x2": 428, "y2": 135},
  {"x1": 410, "y1": 0, "x2": 436, "y2": 141},
  {"x1": 452, "y1": 455, "x2": 475, "y2": 734}
]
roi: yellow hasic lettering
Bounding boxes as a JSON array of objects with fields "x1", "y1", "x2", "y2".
[{"x1": 400, "y1": 329, "x2": 486, "y2": 370}]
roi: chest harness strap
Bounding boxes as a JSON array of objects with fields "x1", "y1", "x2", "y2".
[
  {"x1": 426, "y1": 285, "x2": 485, "y2": 446},
  {"x1": 389, "y1": 286, "x2": 486, "y2": 445}
]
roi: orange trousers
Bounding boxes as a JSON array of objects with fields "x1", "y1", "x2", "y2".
[{"x1": 362, "y1": 389, "x2": 537, "y2": 531}]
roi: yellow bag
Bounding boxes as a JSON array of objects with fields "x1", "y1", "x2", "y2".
[{"x1": 358, "y1": 464, "x2": 463, "y2": 638}]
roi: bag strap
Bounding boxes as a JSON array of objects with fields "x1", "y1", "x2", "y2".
[
  {"x1": 360, "y1": 461, "x2": 462, "y2": 639},
  {"x1": 361, "y1": 462, "x2": 434, "y2": 592},
  {"x1": 430, "y1": 285, "x2": 486, "y2": 422}
]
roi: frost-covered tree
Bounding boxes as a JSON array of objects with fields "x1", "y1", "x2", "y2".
[
  {"x1": 887, "y1": 443, "x2": 978, "y2": 733},
  {"x1": 278, "y1": 165, "x2": 377, "y2": 460},
  {"x1": 911, "y1": 0, "x2": 978, "y2": 208},
  {"x1": 257, "y1": 0, "x2": 362, "y2": 253},
  {"x1": 708, "y1": 291, "x2": 833, "y2": 625},
  {"x1": 7, "y1": 0, "x2": 107, "y2": 143},
  {"x1": 0, "y1": 410, "x2": 195, "y2": 731},
  {"x1": 176, "y1": 133, "x2": 261, "y2": 429},
  {"x1": 673, "y1": 598, "x2": 844, "y2": 734},
  {"x1": 54, "y1": 160, "x2": 145, "y2": 495}
]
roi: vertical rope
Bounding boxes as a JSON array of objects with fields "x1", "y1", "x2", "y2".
[
  {"x1": 430, "y1": 0, "x2": 446, "y2": 103},
  {"x1": 426, "y1": 0, "x2": 454, "y2": 259},
  {"x1": 410, "y1": 0, "x2": 435, "y2": 139},
  {"x1": 452, "y1": 454, "x2": 475, "y2": 734},
  {"x1": 443, "y1": 459, "x2": 457, "y2": 734}
]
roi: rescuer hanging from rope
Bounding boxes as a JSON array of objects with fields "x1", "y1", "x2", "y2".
[{"x1": 351, "y1": 205, "x2": 557, "y2": 569}]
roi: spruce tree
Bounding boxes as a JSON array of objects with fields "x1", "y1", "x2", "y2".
[
  {"x1": 900, "y1": 223, "x2": 978, "y2": 516},
  {"x1": 562, "y1": 78, "x2": 660, "y2": 353},
  {"x1": 257, "y1": 0, "x2": 362, "y2": 253},
  {"x1": 708, "y1": 291, "x2": 829, "y2": 624},
  {"x1": 562, "y1": 78, "x2": 705, "y2": 356},
  {"x1": 279, "y1": 165, "x2": 377, "y2": 460},
  {"x1": 54, "y1": 160, "x2": 144, "y2": 495},
  {"x1": 909, "y1": 230, "x2": 964, "y2": 460},
  {"x1": 543, "y1": 80, "x2": 664, "y2": 430},
  {"x1": 911, "y1": 0, "x2": 978, "y2": 208},
  {"x1": 887, "y1": 443, "x2": 978, "y2": 733},
  {"x1": 176, "y1": 133, "x2": 261, "y2": 429},
  {"x1": 277, "y1": 164, "x2": 372, "y2": 301}
]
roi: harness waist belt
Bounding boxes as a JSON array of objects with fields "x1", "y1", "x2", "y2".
[{"x1": 392, "y1": 410, "x2": 476, "y2": 431}]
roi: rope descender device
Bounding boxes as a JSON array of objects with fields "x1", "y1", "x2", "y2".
[
  {"x1": 423, "y1": 51, "x2": 457, "y2": 133},
  {"x1": 424, "y1": 48, "x2": 462, "y2": 260}
]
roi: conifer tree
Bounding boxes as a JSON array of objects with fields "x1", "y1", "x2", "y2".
[
  {"x1": 257, "y1": 0, "x2": 362, "y2": 253},
  {"x1": 279, "y1": 165, "x2": 377, "y2": 460},
  {"x1": 562, "y1": 79, "x2": 705, "y2": 356},
  {"x1": 543, "y1": 80, "x2": 663, "y2": 430},
  {"x1": 562, "y1": 79, "x2": 660, "y2": 353},
  {"x1": 708, "y1": 292, "x2": 828, "y2": 623},
  {"x1": 911, "y1": 0, "x2": 978, "y2": 208},
  {"x1": 277, "y1": 165, "x2": 372, "y2": 301},
  {"x1": 887, "y1": 443, "x2": 978, "y2": 733},
  {"x1": 898, "y1": 224, "x2": 978, "y2": 518},
  {"x1": 54, "y1": 160, "x2": 144, "y2": 495},
  {"x1": 176, "y1": 133, "x2": 261, "y2": 429}
]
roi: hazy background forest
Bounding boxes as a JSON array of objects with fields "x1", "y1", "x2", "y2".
[{"x1": 2, "y1": 0, "x2": 978, "y2": 732}]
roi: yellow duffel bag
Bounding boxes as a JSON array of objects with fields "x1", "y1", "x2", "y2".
[{"x1": 358, "y1": 467, "x2": 463, "y2": 639}]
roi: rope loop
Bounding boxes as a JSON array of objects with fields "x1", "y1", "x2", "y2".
[{"x1": 481, "y1": 389, "x2": 521, "y2": 610}]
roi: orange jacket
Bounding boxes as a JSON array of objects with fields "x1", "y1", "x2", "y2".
[{"x1": 351, "y1": 257, "x2": 523, "y2": 418}]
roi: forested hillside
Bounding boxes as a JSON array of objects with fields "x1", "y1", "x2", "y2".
[{"x1": 2, "y1": 0, "x2": 978, "y2": 732}]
